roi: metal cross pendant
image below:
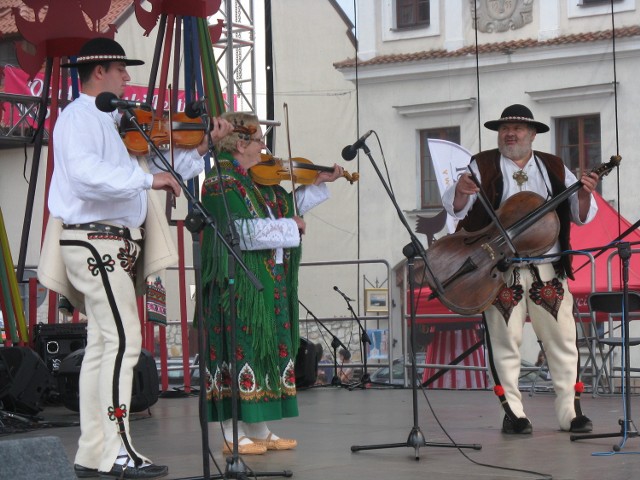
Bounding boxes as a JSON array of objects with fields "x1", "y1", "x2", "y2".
[{"x1": 512, "y1": 170, "x2": 528, "y2": 188}]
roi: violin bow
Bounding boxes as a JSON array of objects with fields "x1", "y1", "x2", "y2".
[{"x1": 283, "y1": 103, "x2": 299, "y2": 217}]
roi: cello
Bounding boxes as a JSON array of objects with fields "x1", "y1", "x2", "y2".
[{"x1": 424, "y1": 156, "x2": 621, "y2": 315}]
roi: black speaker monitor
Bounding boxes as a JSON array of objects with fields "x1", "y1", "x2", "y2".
[
  {"x1": 0, "y1": 346, "x2": 53, "y2": 414},
  {"x1": 33, "y1": 323, "x2": 87, "y2": 373},
  {"x1": 58, "y1": 348, "x2": 159, "y2": 412}
]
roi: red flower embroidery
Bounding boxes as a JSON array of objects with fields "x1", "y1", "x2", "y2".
[
  {"x1": 236, "y1": 346, "x2": 244, "y2": 360},
  {"x1": 575, "y1": 382, "x2": 585, "y2": 393},
  {"x1": 239, "y1": 372, "x2": 254, "y2": 390},
  {"x1": 283, "y1": 322, "x2": 290, "y2": 330},
  {"x1": 278, "y1": 344, "x2": 288, "y2": 358},
  {"x1": 493, "y1": 385, "x2": 505, "y2": 396}
]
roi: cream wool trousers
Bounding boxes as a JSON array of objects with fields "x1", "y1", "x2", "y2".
[{"x1": 60, "y1": 229, "x2": 151, "y2": 472}]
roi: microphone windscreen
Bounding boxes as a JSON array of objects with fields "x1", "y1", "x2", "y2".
[
  {"x1": 185, "y1": 101, "x2": 204, "y2": 119},
  {"x1": 341, "y1": 145, "x2": 357, "y2": 161},
  {"x1": 95, "y1": 92, "x2": 118, "y2": 113}
]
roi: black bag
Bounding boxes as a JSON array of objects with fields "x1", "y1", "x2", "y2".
[{"x1": 294, "y1": 337, "x2": 322, "y2": 387}]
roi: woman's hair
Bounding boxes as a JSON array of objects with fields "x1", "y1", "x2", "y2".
[{"x1": 216, "y1": 111, "x2": 260, "y2": 153}]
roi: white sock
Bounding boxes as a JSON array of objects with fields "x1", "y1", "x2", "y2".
[
  {"x1": 114, "y1": 446, "x2": 151, "y2": 468},
  {"x1": 222, "y1": 419, "x2": 252, "y2": 445},
  {"x1": 243, "y1": 421, "x2": 280, "y2": 441}
]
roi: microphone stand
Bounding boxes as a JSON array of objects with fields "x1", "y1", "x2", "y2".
[
  {"x1": 121, "y1": 110, "x2": 289, "y2": 479},
  {"x1": 332, "y1": 290, "x2": 386, "y2": 389},
  {"x1": 571, "y1": 242, "x2": 639, "y2": 450},
  {"x1": 298, "y1": 300, "x2": 351, "y2": 388},
  {"x1": 349, "y1": 141, "x2": 481, "y2": 457}
]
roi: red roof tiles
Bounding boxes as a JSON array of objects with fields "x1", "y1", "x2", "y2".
[{"x1": 334, "y1": 25, "x2": 640, "y2": 69}]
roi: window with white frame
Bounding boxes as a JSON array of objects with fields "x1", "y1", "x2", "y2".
[
  {"x1": 569, "y1": 0, "x2": 633, "y2": 18},
  {"x1": 382, "y1": 0, "x2": 440, "y2": 41},
  {"x1": 396, "y1": 0, "x2": 430, "y2": 29}
]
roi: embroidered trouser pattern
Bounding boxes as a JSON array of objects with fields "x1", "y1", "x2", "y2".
[
  {"x1": 60, "y1": 229, "x2": 150, "y2": 472},
  {"x1": 483, "y1": 263, "x2": 582, "y2": 431}
]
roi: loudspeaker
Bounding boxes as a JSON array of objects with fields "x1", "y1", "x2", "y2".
[
  {"x1": 0, "y1": 436, "x2": 76, "y2": 480},
  {"x1": 33, "y1": 323, "x2": 87, "y2": 373},
  {"x1": 295, "y1": 337, "x2": 322, "y2": 387},
  {"x1": 0, "y1": 347, "x2": 53, "y2": 414},
  {"x1": 58, "y1": 348, "x2": 159, "y2": 412}
]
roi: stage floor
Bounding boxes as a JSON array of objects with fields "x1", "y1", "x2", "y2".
[{"x1": 4, "y1": 386, "x2": 640, "y2": 479}]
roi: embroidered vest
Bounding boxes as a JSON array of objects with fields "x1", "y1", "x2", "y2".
[{"x1": 456, "y1": 149, "x2": 574, "y2": 279}]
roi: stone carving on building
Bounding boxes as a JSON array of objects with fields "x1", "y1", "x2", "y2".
[{"x1": 470, "y1": 0, "x2": 534, "y2": 33}]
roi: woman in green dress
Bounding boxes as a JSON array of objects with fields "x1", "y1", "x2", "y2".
[{"x1": 200, "y1": 112, "x2": 343, "y2": 454}]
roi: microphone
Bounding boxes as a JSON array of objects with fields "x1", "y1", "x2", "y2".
[
  {"x1": 341, "y1": 130, "x2": 373, "y2": 161},
  {"x1": 333, "y1": 285, "x2": 354, "y2": 302},
  {"x1": 95, "y1": 92, "x2": 150, "y2": 113},
  {"x1": 185, "y1": 98, "x2": 207, "y2": 119}
]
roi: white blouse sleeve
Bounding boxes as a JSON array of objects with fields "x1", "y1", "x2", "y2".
[
  {"x1": 144, "y1": 148, "x2": 205, "y2": 181},
  {"x1": 296, "y1": 183, "x2": 330, "y2": 215}
]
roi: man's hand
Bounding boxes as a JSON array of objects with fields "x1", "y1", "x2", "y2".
[
  {"x1": 209, "y1": 117, "x2": 234, "y2": 143},
  {"x1": 196, "y1": 117, "x2": 235, "y2": 155},
  {"x1": 577, "y1": 171, "x2": 600, "y2": 221},
  {"x1": 579, "y1": 172, "x2": 599, "y2": 194},
  {"x1": 452, "y1": 173, "x2": 479, "y2": 212},
  {"x1": 152, "y1": 172, "x2": 181, "y2": 196},
  {"x1": 455, "y1": 173, "x2": 480, "y2": 196}
]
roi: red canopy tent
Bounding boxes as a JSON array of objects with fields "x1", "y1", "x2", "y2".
[{"x1": 568, "y1": 191, "x2": 640, "y2": 313}]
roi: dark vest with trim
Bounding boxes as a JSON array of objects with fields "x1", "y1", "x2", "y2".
[{"x1": 456, "y1": 149, "x2": 574, "y2": 279}]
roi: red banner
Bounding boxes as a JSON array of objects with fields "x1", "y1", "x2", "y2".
[{"x1": 2, "y1": 66, "x2": 191, "y2": 131}]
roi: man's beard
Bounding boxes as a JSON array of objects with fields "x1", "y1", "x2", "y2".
[{"x1": 499, "y1": 142, "x2": 531, "y2": 161}]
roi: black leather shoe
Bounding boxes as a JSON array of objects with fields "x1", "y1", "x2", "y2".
[
  {"x1": 569, "y1": 415, "x2": 593, "y2": 433},
  {"x1": 502, "y1": 415, "x2": 533, "y2": 434},
  {"x1": 99, "y1": 463, "x2": 168, "y2": 479},
  {"x1": 74, "y1": 464, "x2": 99, "y2": 478}
]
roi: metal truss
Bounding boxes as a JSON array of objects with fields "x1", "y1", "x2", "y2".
[
  {"x1": 213, "y1": 0, "x2": 257, "y2": 114},
  {"x1": 0, "y1": 92, "x2": 47, "y2": 148}
]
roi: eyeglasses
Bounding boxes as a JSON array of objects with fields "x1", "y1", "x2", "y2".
[{"x1": 248, "y1": 137, "x2": 265, "y2": 145}]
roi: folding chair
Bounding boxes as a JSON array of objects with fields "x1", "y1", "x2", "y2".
[{"x1": 587, "y1": 291, "x2": 640, "y2": 395}]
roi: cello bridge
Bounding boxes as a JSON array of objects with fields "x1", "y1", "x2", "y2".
[{"x1": 481, "y1": 243, "x2": 496, "y2": 261}]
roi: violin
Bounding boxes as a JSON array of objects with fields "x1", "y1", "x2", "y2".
[
  {"x1": 250, "y1": 153, "x2": 360, "y2": 185},
  {"x1": 424, "y1": 157, "x2": 621, "y2": 315},
  {"x1": 121, "y1": 108, "x2": 206, "y2": 155}
]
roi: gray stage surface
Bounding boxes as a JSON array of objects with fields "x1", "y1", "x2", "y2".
[{"x1": 3, "y1": 386, "x2": 640, "y2": 479}]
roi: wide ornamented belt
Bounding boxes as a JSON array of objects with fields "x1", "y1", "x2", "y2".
[{"x1": 62, "y1": 222, "x2": 145, "y2": 241}]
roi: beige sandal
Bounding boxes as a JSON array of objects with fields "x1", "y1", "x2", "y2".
[
  {"x1": 222, "y1": 435, "x2": 267, "y2": 455},
  {"x1": 249, "y1": 433, "x2": 297, "y2": 451}
]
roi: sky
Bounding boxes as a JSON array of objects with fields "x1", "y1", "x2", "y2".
[{"x1": 336, "y1": 0, "x2": 356, "y2": 23}]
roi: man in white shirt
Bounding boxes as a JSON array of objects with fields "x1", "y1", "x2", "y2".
[
  {"x1": 42, "y1": 37, "x2": 231, "y2": 479},
  {"x1": 441, "y1": 104, "x2": 599, "y2": 435}
]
